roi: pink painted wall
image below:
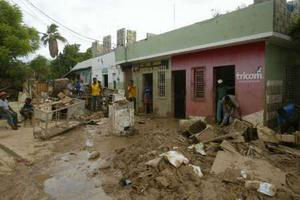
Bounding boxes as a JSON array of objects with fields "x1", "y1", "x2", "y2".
[{"x1": 172, "y1": 42, "x2": 265, "y2": 117}]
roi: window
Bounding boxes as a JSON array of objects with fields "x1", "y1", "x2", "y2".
[
  {"x1": 158, "y1": 66, "x2": 166, "y2": 97},
  {"x1": 193, "y1": 67, "x2": 205, "y2": 98}
]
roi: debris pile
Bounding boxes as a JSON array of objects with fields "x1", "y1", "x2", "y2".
[{"x1": 105, "y1": 118, "x2": 300, "y2": 199}]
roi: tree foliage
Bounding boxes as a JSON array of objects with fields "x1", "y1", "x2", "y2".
[
  {"x1": 29, "y1": 55, "x2": 51, "y2": 81},
  {"x1": 0, "y1": 0, "x2": 40, "y2": 86},
  {"x1": 50, "y1": 44, "x2": 92, "y2": 78},
  {"x1": 41, "y1": 24, "x2": 67, "y2": 58}
]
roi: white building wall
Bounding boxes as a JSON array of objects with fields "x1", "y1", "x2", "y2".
[{"x1": 71, "y1": 52, "x2": 124, "y2": 90}]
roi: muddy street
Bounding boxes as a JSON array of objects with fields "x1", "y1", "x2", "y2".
[
  {"x1": 1, "y1": 116, "x2": 300, "y2": 200},
  {"x1": 0, "y1": 117, "x2": 141, "y2": 200}
]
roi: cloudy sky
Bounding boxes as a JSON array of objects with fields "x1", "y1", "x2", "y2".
[{"x1": 8, "y1": 0, "x2": 253, "y2": 60}]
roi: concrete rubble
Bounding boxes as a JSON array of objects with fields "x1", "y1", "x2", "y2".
[{"x1": 108, "y1": 118, "x2": 300, "y2": 199}]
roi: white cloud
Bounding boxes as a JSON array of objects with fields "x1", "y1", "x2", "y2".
[{"x1": 10, "y1": 0, "x2": 253, "y2": 60}]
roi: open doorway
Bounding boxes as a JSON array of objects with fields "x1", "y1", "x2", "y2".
[
  {"x1": 143, "y1": 73, "x2": 153, "y2": 114},
  {"x1": 214, "y1": 66, "x2": 235, "y2": 119},
  {"x1": 173, "y1": 70, "x2": 186, "y2": 118},
  {"x1": 103, "y1": 74, "x2": 108, "y2": 88}
]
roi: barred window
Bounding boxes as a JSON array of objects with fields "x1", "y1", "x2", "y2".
[
  {"x1": 158, "y1": 66, "x2": 166, "y2": 97},
  {"x1": 194, "y1": 67, "x2": 205, "y2": 98}
]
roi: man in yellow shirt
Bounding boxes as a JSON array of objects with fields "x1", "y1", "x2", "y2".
[
  {"x1": 128, "y1": 80, "x2": 137, "y2": 111},
  {"x1": 91, "y1": 78, "x2": 101, "y2": 112}
]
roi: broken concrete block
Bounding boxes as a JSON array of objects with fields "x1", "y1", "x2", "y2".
[
  {"x1": 194, "y1": 127, "x2": 218, "y2": 142},
  {"x1": 211, "y1": 151, "x2": 286, "y2": 187},
  {"x1": 109, "y1": 100, "x2": 134, "y2": 136},
  {"x1": 232, "y1": 119, "x2": 250, "y2": 132},
  {"x1": 88, "y1": 151, "x2": 100, "y2": 160},
  {"x1": 257, "y1": 126, "x2": 279, "y2": 143},
  {"x1": 220, "y1": 140, "x2": 240, "y2": 155}
]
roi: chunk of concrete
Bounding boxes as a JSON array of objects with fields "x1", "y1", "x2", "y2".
[
  {"x1": 257, "y1": 126, "x2": 279, "y2": 143},
  {"x1": 211, "y1": 151, "x2": 286, "y2": 187},
  {"x1": 88, "y1": 151, "x2": 100, "y2": 160},
  {"x1": 194, "y1": 127, "x2": 218, "y2": 142}
]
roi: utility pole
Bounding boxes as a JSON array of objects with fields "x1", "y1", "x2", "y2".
[{"x1": 173, "y1": 0, "x2": 176, "y2": 29}]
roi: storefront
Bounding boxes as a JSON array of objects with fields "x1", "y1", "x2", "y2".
[
  {"x1": 130, "y1": 59, "x2": 172, "y2": 116},
  {"x1": 172, "y1": 42, "x2": 265, "y2": 120}
]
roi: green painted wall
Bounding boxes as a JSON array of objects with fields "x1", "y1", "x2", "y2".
[
  {"x1": 265, "y1": 42, "x2": 300, "y2": 127},
  {"x1": 116, "y1": 0, "x2": 274, "y2": 62},
  {"x1": 266, "y1": 43, "x2": 300, "y2": 81}
]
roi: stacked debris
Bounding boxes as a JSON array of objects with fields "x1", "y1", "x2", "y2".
[{"x1": 105, "y1": 117, "x2": 300, "y2": 199}]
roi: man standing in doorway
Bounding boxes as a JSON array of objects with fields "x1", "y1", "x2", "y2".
[
  {"x1": 216, "y1": 79, "x2": 232, "y2": 125},
  {"x1": 128, "y1": 80, "x2": 137, "y2": 112},
  {"x1": 91, "y1": 78, "x2": 101, "y2": 112}
]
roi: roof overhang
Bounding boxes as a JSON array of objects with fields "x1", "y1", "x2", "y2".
[{"x1": 116, "y1": 32, "x2": 291, "y2": 65}]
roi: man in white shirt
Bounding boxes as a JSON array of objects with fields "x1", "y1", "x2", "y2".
[{"x1": 0, "y1": 92, "x2": 18, "y2": 130}]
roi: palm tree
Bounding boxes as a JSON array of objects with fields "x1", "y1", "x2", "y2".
[{"x1": 41, "y1": 24, "x2": 67, "y2": 58}]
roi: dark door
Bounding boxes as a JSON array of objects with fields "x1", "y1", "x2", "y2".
[
  {"x1": 143, "y1": 73, "x2": 153, "y2": 113},
  {"x1": 103, "y1": 74, "x2": 108, "y2": 88},
  {"x1": 173, "y1": 70, "x2": 186, "y2": 118}
]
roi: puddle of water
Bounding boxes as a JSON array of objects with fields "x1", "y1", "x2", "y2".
[{"x1": 44, "y1": 151, "x2": 111, "y2": 200}]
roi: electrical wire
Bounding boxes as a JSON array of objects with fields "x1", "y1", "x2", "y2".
[{"x1": 24, "y1": 0, "x2": 98, "y2": 41}]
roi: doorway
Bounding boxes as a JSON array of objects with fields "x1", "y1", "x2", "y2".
[
  {"x1": 143, "y1": 73, "x2": 153, "y2": 114},
  {"x1": 173, "y1": 70, "x2": 186, "y2": 118},
  {"x1": 213, "y1": 66, "x2": 235, "y2": 119},
  {"x1": 103, "y1": 74, "x2": 108, "y2": 88}
]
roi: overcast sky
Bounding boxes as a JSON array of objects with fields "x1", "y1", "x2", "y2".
[{"x1": 8, "y1": 0, "x2": 254, "y2": 60}]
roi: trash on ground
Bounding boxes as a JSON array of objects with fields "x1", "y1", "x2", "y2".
[
  {"x1": 189, "y1": 164, "x2": 203, "y2": 177},
  {"x1": 160, "y1": 151, "x2": 189, "y2": 168}
]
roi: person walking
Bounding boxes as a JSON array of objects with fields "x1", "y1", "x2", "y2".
[
  {"x1": 0, "y1": 92, "x2": 18, "y2": 130},
  {"x1": 90, "y1": 78, "x2": 101, "y2": 112}
]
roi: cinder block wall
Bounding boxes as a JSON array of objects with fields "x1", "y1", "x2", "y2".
[{"x1": 274, "y1": 0, "x2": 292, "y2": 34}]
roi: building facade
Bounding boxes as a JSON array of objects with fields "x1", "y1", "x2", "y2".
[
  {"x1": 69, "y1": 51, "x2": 124, "y2": 90},
  {"x1": 115, "y1": 0, "x2": 300, "y2": 127}
]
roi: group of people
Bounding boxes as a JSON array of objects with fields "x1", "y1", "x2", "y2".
[
  {"x1": 67, "y1": 79, "x2": 85, "y2": 96},
  {"x1": 127, "y1": 80, "x2": 153, "y2": 114},
  {"x1": 0, "y1": 92, "x2": 34, "y2": 130}
]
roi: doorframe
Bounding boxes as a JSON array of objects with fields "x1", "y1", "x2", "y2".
[
  {"x1": 172, "y1": 70, "x2": 186, "y2": 118},
  {"x1": 142, "y1": 73, "x2": 154, "y2": 113},
  {"x1": 213, "y1": 65, "x2": 236, "y2": 119}
]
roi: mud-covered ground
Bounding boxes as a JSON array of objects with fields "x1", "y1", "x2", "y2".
[{"x1": 1, "y1": 116, "x2": 300, "y2": 200}]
